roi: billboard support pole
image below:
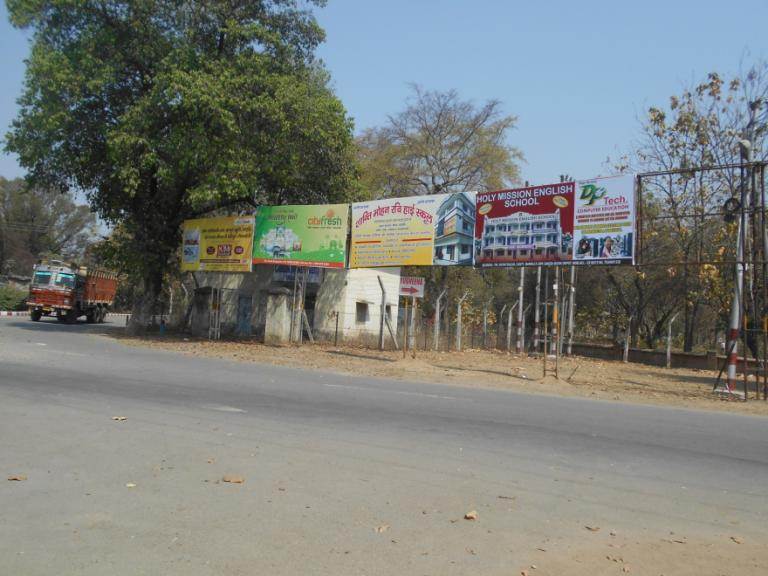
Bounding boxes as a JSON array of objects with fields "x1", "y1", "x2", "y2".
[
  {"x1": 533, "y1": 266, "x2": 542, "y2": 353},
  {"x1": 516, "y1": 268, "x2": 525, "y2": 354},
  {"x1": 551, "y1": 268, "x2": 559, "y2": 356},
  {"x1": 434, "y1": 289, "x2": 447, "y2": 352},
  {"x1": 567, "y1": 266, "x2": 576, "y2": 355}
]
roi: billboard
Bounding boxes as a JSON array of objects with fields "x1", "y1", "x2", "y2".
[
  {"x1": 181, "y1": 216, "x2": 254, "y2": 272},
  {"x1": 350, "y1": 191, "x2": 476, "y2": 268},
  {"x1": 573, "y1": 175, "x2": 635, "y2": 264},
  {"x1": 474, "y1": 175, "x2": 635, "y2": 267},
  {"x1": 252, "y1": 204, "x2": 348, "y2": 268}
]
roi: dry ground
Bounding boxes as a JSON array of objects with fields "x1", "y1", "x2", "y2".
[{"x1": 116, "y1": 335, "x2": 768, "y2": 416}]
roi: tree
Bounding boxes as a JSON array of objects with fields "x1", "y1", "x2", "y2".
[
  {"x1": 357, "y1": 85, "x2": 522, "y2": 198},
  {"x1": 0, "y1": 177, "x2": 96, "y2": 275},
  {"x1": 5, "y1": 1, "x2": 359, "y2": 331}
]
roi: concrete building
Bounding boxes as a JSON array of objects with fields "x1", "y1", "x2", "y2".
[
  {"x1": 185, "y1": 265, "x2": 400, "y2": 344},
  {"x1": 433, "y1": 192, "x2": 475, "y2": 265},
  {"x1": 480, "y1": 210, "x2": 568, "y2": 262}
]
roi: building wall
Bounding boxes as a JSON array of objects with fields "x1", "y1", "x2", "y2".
[
  {"x1": 187, "y1": 266, "x2": 401, "y2": 344},
  {"x1": 314, "y1": 267, "x2": 401, "y2": 343}
]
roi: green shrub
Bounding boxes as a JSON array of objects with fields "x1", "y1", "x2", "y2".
[{"x1": 0, "y1": 285, "x2": 27, "y2": 311}]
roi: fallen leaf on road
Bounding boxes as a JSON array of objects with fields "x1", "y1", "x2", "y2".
[
  {"x1": 622, "y1": 566, "x2": 631, "y2": 573},
  {"x1": 7, "y1": 475, "x2": 27, "y2": 481},
  {"x1": 730, "y1": 536, "x2": 743, "y2": 544},
  {"x1": 466, "y1": 547, "x2": 476, "y2": 555},
  {"x1": 125, "y1": 482, "x2": 137, "y2": 488},
  {"x1": 375, "y1": 525, "x2": 389, "y2": 533},
  {"x1": 585, "y1": 526, "x2": 600, "y2": 532},
  {"x1": 207, "y1": 459, "x2": 215, "y2": 464},
  {"x1": 521, "y1": 570, "x2": 528, "y2": 576},
  {"x1": 497, "y1": 495, "x2": 516, "y2": 500},
  {"x1": 464, "y1": 510, "x2": 478, "y2": 520},
  {"x1": 222, "y1": 475, "x2": 245, "y2": 484},
  {"x1": 111, "y1": 416, "x2": 127, "y2": 421}
]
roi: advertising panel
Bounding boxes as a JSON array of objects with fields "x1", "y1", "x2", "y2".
[
  {"x1": 399, "y1": 276, "x2": 425, "y2": 298},
  {"x1": 350, "y1": 191, "x2": 476, "y2": 268},
  {"x1": 474, "y1": 175, "x2": 635, "y2": 267},
  {"x1": 252, "y1": 204, "x2": 348, "y2": 268},
  {"x1": 181, "y1": 216, "x2": 254, "y2": 272},
  {"x1": 573, "y1": 174, "x2": 635, "y2": 264},
  {"x1": 475, "y1": 182, "x2": 575, "y2": 267}
]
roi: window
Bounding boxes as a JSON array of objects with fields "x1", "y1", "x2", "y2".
[
  {"x1": 447, "y1": 245, "x2": 455, "y2": 259},
  {"x1": 356, "y1": 302, "x2": 370, "y2": 323},
  {"x1": 462, "y1": 220, "x2": 472, "y2": 232},
  {"x1": 33, "y1": 271, "x2": 52, "y2": 285},
  {"x1": 461, "y1": 244, "x2": 470, "y2": 255},
  {"x1": 55, "y1": 273, "x2": 75, "y2": 289}
]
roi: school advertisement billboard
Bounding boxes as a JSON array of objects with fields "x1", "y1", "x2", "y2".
[
  {"x1": 180, "y1": 216, "x2": 255, "y2": 273},
  {"x1": 350, "y1": 192, "x2": 476, "y2": 268},
  {"x1": 252, "y1": 204, "x2": 348, "y2": 268},
  {"x1": 474, "y1": 175, "x2": 635, "y2": 267}
]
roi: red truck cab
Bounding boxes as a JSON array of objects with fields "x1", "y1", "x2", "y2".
[{"x1": 28, "y1": 260, "x2": 117, "y2": 323}]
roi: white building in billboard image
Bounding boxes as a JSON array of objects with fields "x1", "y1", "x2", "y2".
[
  {"x1": 480, "y1": 210, "x2": 568, "y2": 262},
  {"x1": 433, "y1": 192, "x2": 476, "y2": 265}
]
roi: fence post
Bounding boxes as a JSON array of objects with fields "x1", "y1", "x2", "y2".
[
  {"x1": 456, "y1": 291, "x2": 469, "y2": 351},
  {"x1": 434, "y1": 289, "x2": 446, "y2": 351},
  {"x1": 498, "y1": 304, "x2": 508, "y2": 349},
  {"x1": 623, "y1": 315, "x2": 632, "y2": 363},
  {"x1": 667, "y1": 312, "x2": 680, "y2": 369}
]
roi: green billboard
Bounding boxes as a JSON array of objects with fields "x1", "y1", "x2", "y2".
[{"x1": 252, "y1": 204, "x2": 349, "y2": 268}]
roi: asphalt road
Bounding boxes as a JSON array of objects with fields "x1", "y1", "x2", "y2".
[{"x1": 1, "y1": 316, "x2": 767, "y2": 575}]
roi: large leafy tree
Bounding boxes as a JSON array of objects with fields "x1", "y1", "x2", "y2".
[
  {"x1": 4, "y1": 0, "x2": 359, "y2": 330},
  {"x1": 0, "y1": 177, "x2": 96, "y2": 275},
  {"x1": 358, "y1": 85, "x2": 522, "y2": 198}
]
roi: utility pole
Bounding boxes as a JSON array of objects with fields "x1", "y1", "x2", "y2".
[{"x1": 726, "y1": 141, "x2": 751, "y2": 393}]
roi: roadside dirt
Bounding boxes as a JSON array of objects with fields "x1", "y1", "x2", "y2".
[{"x1": 115, "y1": 335, "x2": 768, "y2": 416}]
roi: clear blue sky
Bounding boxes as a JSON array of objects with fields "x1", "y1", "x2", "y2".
[{"x1": 2, "y1": 0, "x2": 767, "y2": 186}]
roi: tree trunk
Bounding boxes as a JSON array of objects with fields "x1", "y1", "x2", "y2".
[{"x1": 127, "y1": 267, "x2": 164, "y2": 335}]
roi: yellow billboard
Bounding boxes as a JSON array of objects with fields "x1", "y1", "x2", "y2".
[
  {"x1": 181, "y1": 216, "x2": 254, "y2": 272},
  {"x1": 350, "y1": 196, "x2": 442, "y2": 267}
]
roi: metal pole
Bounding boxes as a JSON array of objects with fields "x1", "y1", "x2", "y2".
[
  {"x1": 402, "y1": 297, "x2": 408, "y2": 358},
  {"x1": 377, "y1": 276, "x2": 387, "y2": 351},
  {"x1": 727, "y1": 147, "x2": 751, "y2": 392},
  {"x1": 667, "y1": 312, "x2": 680, "y2": 369},
  {"x1": 551, "y1": 268, "x2": 559, "y2": 356},
  {"x1": 334, "y1": 311, "x2": 340, "y2": 347},
  {"x1": 533, "y1": 266, "x2": 542, "y2": 353},
  {"x1": 456, "y1": 291, "x2": 469, "y2": 351},
  {"x1": 506, "y1": 302, "x2": 517, "y2": 353},
  {"x1": 411, "y1": 297, "x2": 418, "y2": 358},
  {"x1": 516, "y1": 267, "x2": 525, "y2": 353},
  {"x1": 623, "y1": 315, "x2": 632, "y2": 363},
  {"x1": 498, "y1": 304, "x2": 508, "y2": 350},
  {"x1": 567, "y1": 266, "x2": 576, "y2": 355},
  {"x1": 434, "y1": 289, "x2": 446, "y2": 352}
]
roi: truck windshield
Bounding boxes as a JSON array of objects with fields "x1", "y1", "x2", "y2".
[
  {"x1": 55, "y1": 273, "x2": 75, "y2": 289},
  {"x1": 33, "y1": 271, "x2": 52, "y2": 285}
]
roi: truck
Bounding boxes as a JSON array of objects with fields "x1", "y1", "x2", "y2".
[{"x1": 28, "y1": 260, "x2": 118, "y2": 324}]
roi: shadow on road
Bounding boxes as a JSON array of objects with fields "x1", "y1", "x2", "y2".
[{"x1": 326, "y1": 350, "x2": 398, "y2": 363}]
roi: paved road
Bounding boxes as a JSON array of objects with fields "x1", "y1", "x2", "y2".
[{"x1": 1, "y1": 316, "x2": 767, "y2": 575}]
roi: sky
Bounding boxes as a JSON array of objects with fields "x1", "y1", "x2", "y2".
[{"x1": 1, "y1": 0, "x2": 768, "y2": 186}]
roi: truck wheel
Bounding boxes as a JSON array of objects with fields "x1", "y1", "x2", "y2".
[
  {"x1": 31, "y1": 309, "x2": 42, "y2": 322},
  {"x1": 86, "y1": 311, "x2": 96, "y2": 323},
  {"x1": 98, "y1": 306, "x2": 107, "y2": 323},
  {"x1": 65, "y1": 309, "x2": 78, "y2": 324}
]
